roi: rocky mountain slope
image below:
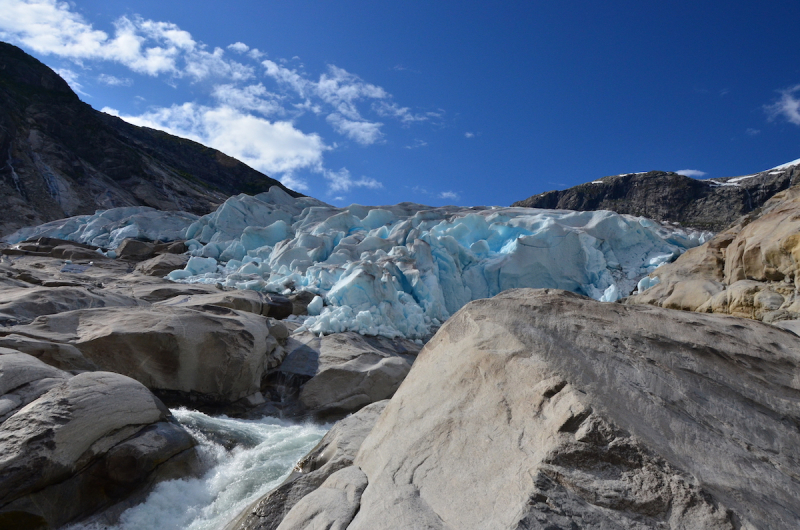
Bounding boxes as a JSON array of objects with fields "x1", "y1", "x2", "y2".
[
  {"x1": 512, "y1": 164, "x2": 800, "y2": 231},
  {"x1": 0, "y1": 42, "x2": 300, "y2": 238},
  {"x1": 626, "y1": 177, "x2": 800, "y2": 331}
]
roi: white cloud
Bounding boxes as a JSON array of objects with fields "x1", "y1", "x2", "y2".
[
  {"x1": 767, "y1": 84, "x2": 800, "y2": 126},
  {"x1": 211, "y1": 83, "x2": 284, "y2": 116},
  {"x1": 97, "y1": 73, "x2": 132, "y2": 86},
  {"x1": 674, "y1": 169, "x2": 707, "y2": 177},
  {"x1": 54, "y1": 67, "x2": 85, "y2": 94},
  {"x1": 103, "y1": 103, "x2": 328, "y2": 180},
  {"x1": 228, "y1": 42, "x2": 249, "y2": 54},
  {"x1": 745, "y1": 128, "x2": 761, "y2": 136},
  {"x1": 438, "y1": 191, "x2": 459, "y2": 201},
  {"x1": 374, "y1": 101, "x2": 427, "y2": 124},
  {"x1": 405, "y1": 139, "x2": 428, "y2": 149},
  {"x1": 465, "y1": 132, "x2": 475, "y2": 138},
  {"x1": 323, "y1": 167, "x2": 382, "y2": 194},
  {"x1": 326, "y1": 113, "x2": 384, "y2": 145},
  {"x1": 0, "y1": 0, "x2": 252, "y2": 81}
]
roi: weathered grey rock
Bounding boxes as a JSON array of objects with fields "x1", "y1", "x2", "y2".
[
  {"x1": 0, "y1": 284, "x2": 147, "y2": 326},
  {"x1": 226, "y1": 400, "x2": 387, "y2": 530},
  {"x1": 0, "y1": 358, "x2": 197, "y2": 528},
  {"x1": 277, "y1": 331, "x2": 419, "y2": 417},
  {"x1": 8, "y1": 305, "x2": 272, "y2": 404},
  {"x1": 313, "y1": 289, "x2": 800, "y2": 530},
  {"x1": 115, "y1": 238, "x2": 156, "y2": 261},
  {"x1": 155, "y1": 289, "x2": 293, "y2": 319},
  {"x1": 276, "y1": 466, "x2": 368, "y2": 530},
  {"x1": 134, "y1": 252, "x2": 190, "y2": 277},
  {"x1": 288, "y1": 290, "x2": 316, "y2": 315},
  {"x1": 0, "y1": 333, "x2": 95, "y2": 371}
]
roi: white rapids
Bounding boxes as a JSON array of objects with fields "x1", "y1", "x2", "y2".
[{"x1": 68, "y1": 409, "x2": 328, "y2": 530}]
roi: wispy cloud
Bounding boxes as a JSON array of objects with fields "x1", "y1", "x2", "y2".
[
  {"x1": 745, "y1": 128, "x2": 760, "y2": 136},
  {"x1": 54, "y1": 67, "x2": 86, "y2": 95},
  {"x1": 326, "y1": 113, "x2": 384, "y2": 145},
  {"x1": 674, "y1": 169, "x2": 707, "y2": 177},
  {"x1": 97, "y1": 73, "x2": 132, "y2": 86},
  {"x1": 464, "y1": 132, "x2": 475, "y2": 138},
  {"x1": 438, "y1": 191, "x2": 459, "y2": 201},
  {"x1": 323, "y1": 167, "x2": 382, "y2": 194},
  {"x1": 766, "y1": 84, "x2": 800, "y2": 126},
  {"x1": 405, "y1": 139, "x2": 428, "y2": 149}
]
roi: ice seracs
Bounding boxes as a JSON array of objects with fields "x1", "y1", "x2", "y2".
[{"x1": 7, "y1": 186, "x2": 711, "y2": 339}]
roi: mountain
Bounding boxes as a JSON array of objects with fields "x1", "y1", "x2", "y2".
[
  {"x1": 0, "y1": 42, "x2": 300, "y2": 237},
  {"x1": 511, "y1": 164, "x2": 800, "y2": 231}
]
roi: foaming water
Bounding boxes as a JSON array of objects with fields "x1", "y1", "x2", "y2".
[{"x1": 69, "y1": 408, "x2": 328, "y2": 530}]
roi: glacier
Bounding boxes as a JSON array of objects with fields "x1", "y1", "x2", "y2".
[{"x1": 6, "y1": 186, "x2": 711, "y2": 340}]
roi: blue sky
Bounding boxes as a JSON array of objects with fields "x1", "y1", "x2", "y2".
[{"x1": 2, "y1": 1, "x2": 800, "y2": 207}]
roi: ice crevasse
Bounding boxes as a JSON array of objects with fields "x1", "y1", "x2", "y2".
[{"x1": 8, "y1": 187, "x2": 710, "y2": 340}]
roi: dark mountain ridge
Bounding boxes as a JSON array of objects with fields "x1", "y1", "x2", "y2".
[
  {"x1": 0, "y1": 42, "x2": 300, "y2": 237},
  {"x1": 512, "y1": 166, "x2": 800, "y2": 231}
]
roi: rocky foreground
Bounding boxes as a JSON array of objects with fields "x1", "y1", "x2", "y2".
[
  {"x1": 1, "y1": 180, "x2": 799, "y2": 528},
  {"x1": 225, "y1": 289, "x2": 800, "y2": 530}
]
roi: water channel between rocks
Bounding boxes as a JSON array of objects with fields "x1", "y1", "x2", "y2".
[{"x1": 67, "y1": 409, "x2": 329, "y2": 530}]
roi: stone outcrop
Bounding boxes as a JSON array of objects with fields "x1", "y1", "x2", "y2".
[
  {"x1": 628, "y1": 185, "x2": 800, "y2": 326},
  {"x1": 267, "y1": 289, "x2": 799, "y2": 529},
  {"x1": 7, "y1": 305, "x2": 276, "y2": 405},
  {"x1": 226, "y1": 401, "x2": 387, "y2": 530},
  {"x1": 266, "y1": 331, "x2": 420, "y2": 418},
  {"x1": 0, "y1": 351, "x2": 198, "y2": 528},
  {"x1": 512, "y1": 166, "x2": 800, "y2": 231},
  {"x1": 0, "y1": 42, "x2": 301, "y2": 237}
]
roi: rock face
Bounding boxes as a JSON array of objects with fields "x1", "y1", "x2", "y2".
[
  {"x1": 0, "y1": 351, "x2": 198, "y2": 528},
  {"x1": 226, "y1": 401, "x2": 387, "y2": 530},
  {"x1": 276, "y1": 290, "x2": 799, "y2": 529},
  {"x1": 628, "y1": 184, "x2": 800, "y2": 325},
  {"x1": 512, "y1": 166, "x2": 800, "y2": 231},
  {"x1": 269, "y1": 332, "x2": 420, "y2": 418},
  {"x1": 7, "y1": 305, "x2": 274, "y2": 404},
  {"x1": 0, "y1": 42, "x2": 301, "y2": 237}
]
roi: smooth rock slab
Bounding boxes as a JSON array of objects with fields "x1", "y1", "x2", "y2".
[
  {"x1": 9, "y1": 305, "x2": 271, "y2": 404},
  {"x1": 331, "y1": 289, "x2": 800, "y2": 530},
  {"x1": 278, "y1": 331, "x2": 419, "y2": 417},
  {"x1": 0, "y1": 358, "x2": 196, "y2": 528}
]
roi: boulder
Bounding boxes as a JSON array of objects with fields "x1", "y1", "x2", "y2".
[
  {"x1": 8, "y1": 305, "x2": 273, "y2": 404},
  {"x1": 288, "y1": 290, "x2": 317, "y2": 315},
  {"x1": 276, "y1": 331, "x2": 419, "y2": 418},
  {"x1": 0, "y1": 285, "x2": 147, "y2": 327},
  {"x1": 155, "y1": 289, "x2": 293, "y2": 319},
  {"x1": 0, "y1": 353, "x2": 197, "y2": 528},
  {"x1": 226, "y1": 401, "x2": 387, "y2": 530},
  {"x1": 134, "y1": 253, "x2": 190, "y2": 277},
  {"x1": 0, "y1": 334, "x2": 96, "y2": 372},
  {"x1": 115, "y1": 238, "x2": 156, "y2": 261},
  {"x1": 297, "y1": 289, "x2": 800, "y2": 530}
]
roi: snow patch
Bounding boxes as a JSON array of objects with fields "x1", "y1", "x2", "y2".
[{"x1": 770, "y1": 158, "x2": 800, "y2": 170}]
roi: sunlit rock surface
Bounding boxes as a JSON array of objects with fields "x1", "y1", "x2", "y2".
[
  {"x1": 277, "y1": 289, "x2": 799, "y2": 530},
  {"x1": 8, "y1": 187, "x2": 710, "y2": 339}
]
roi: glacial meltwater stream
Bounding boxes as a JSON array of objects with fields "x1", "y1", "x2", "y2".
[{"x1": 69, "y1": 409, "x2": 328, "y2": 530}]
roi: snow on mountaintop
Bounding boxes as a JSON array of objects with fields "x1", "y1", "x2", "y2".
[
  {"x1": 770, "y1": 157, "x2": 800, "y2": 170},
  {"x1": 8, "y1": 187, "x2": 711, "y2": 340}
]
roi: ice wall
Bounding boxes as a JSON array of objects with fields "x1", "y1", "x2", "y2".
[{"x1": 7, "y1": 187, "x2": 710, "y2": 340}]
